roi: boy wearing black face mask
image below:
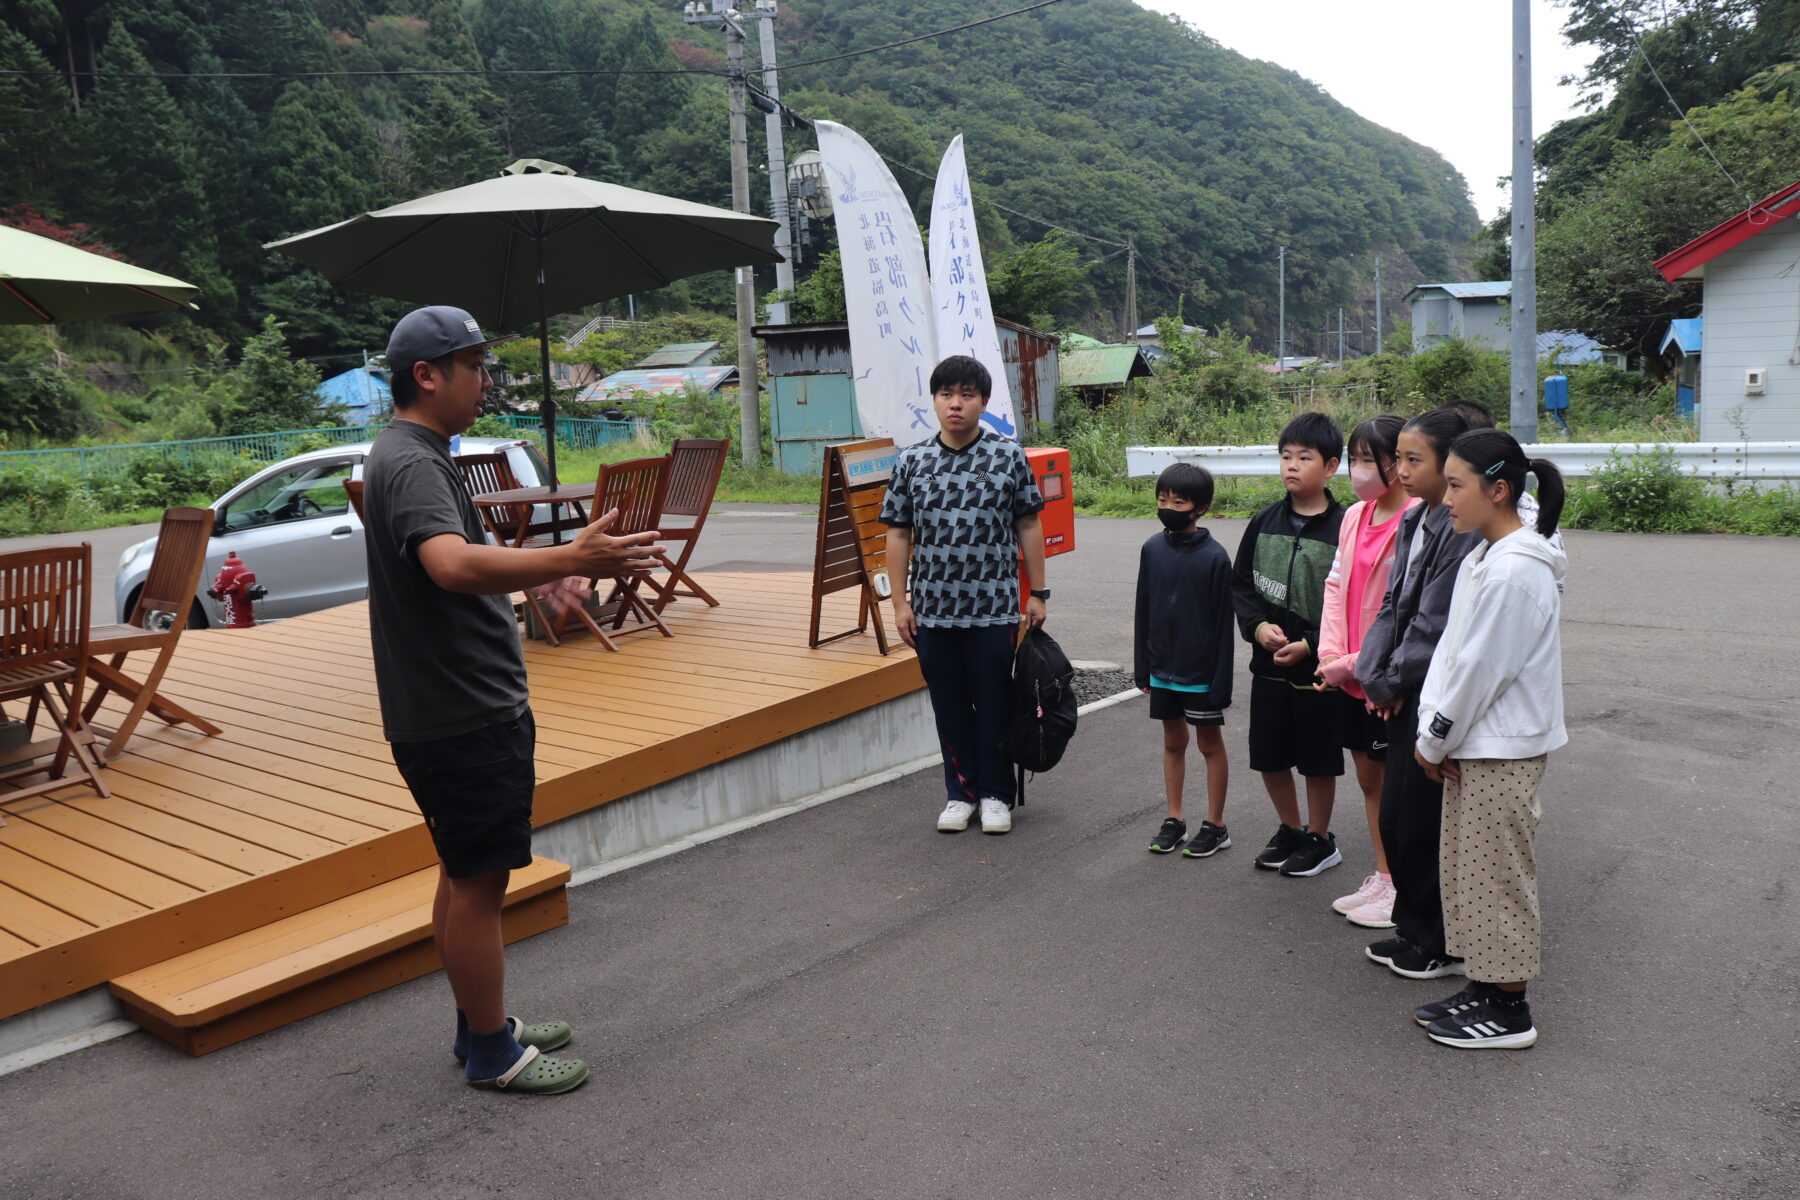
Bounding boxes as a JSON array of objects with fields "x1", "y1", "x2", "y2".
[{"x1": 1134, "y1": 463, "x2": 1236, "y2": 857}]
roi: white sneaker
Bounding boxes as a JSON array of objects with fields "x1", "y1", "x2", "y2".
[
  {"x1": 937, "y1": 799, "x2": 976, "y2": 832},
  {"x1": 979, "y1": 797, "x2": 1012, "y2": 834},
  {"x1": 1332, "y1": 872, "x2": 1385, "y2": 915},
  {"x1": 1345, "y1": 877, "x2": 1398, "y2": 929}
]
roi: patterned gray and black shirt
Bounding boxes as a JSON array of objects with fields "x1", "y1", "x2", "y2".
[{"x1": 879, "y1": 431, "x2": 1044, "y2": 628}]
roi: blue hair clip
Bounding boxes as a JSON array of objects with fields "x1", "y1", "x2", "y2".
[{"x1": 1484, "y1": 459, "x2": 1506, "y2": 478}]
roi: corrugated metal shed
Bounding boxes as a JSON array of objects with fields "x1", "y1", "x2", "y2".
[
  {"x1": 1059, "y1": 343, "x2": 1152, "y2": 389},
  {"x1": 1537, "y1": 330, "x2": 1602, "y2": 363},
  {"x1": 1660, "y1": 317, "x2": 1703, "y2": 357},
  {"x1": 315, "y1": 366, "x2": 391, "y2": 423},
  {"x1": 1403, "y1": 281, "x2": 1512, "y2": 302},
  {"x1": 636, "y1": 341, "x2": 721, "y2": 369},
  {"x1": 575, "y1": 365, "x2": 737, "y2": 401}
]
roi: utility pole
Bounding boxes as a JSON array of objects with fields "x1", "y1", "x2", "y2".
[
  {"x1": 1373, "y1": 255, "x2": 1383, "y2": 354},
  {"x1": 1338, "y1": 307, "x2": 1345, "y2": 363},
  {"x1": 1277, "y1": 245, "x2": 1286, "y2": 372},
  {"x1": 1510, "y1": 0, "x2": 1539, "y2": 442},
  {"x1": 1123, "y1": 235, "x2": 1138, "y2": 341},
  {"x1": 753, "y1": 1, "x2": 795, "y2": 324},
  {"x1": 685, "y1": 1, "x2": 762, "y2": 465}
]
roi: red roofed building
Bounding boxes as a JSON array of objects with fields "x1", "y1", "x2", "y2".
[{"x1": 1654, "y1": 181, "x2": 1800, "y2": 440}]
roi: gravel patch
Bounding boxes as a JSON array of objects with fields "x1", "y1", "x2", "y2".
[{"x1": 1072, "y1": 667, "x2": 1138, "y2": 706}]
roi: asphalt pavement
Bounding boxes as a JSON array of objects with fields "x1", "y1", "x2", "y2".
[{"x1": 2, "y1": 512, "x2": 1797, "y2": 1199}]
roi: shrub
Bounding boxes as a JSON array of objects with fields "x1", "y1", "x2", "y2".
[{"x1": 1576, "y1": 447, "x2": 1706, "y2": 532}]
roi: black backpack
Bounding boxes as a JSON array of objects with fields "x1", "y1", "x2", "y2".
[{"x1": 1006, "y1": 627, "x2": 1078, "y2": 805}]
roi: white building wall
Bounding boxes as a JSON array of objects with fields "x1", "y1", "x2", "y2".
[
  {"x1": 1699, "y1": 218, "x2": 1800, "y2": 440},
  {"x1": 1458, "y1": 300, "x2": 1512, "y2": 354}
]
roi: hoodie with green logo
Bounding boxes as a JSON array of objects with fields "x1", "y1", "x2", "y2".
[{"x1": 1231, "y1": 494, "x2": 1345, "y2": 687}]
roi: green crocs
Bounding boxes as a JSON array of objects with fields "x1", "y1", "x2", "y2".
[
  {"x1": 455, "y1": 1015, "x2": 573, "y2": 1064},
  {"x1": 467, "y1": 1045, "x2": 589, "y2": 1095}
]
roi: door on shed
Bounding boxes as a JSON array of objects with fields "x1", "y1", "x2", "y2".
[{"x1": 772, "y1": 373, "x2": 863, "y2": 477}]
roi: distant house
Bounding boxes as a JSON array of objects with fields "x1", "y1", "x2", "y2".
[
  {"x1": 573, "y1": 365, "x2": 739, "y2": 406},
  {"x1": 1059, "y1": 334, "x2": 1153, "y2": 403},
  {"x1": 636, "y1": 341, "x2": 722, "y2": 369},
  {"x1": 1404, "y1": 281, "x2": 1512, "y2": 353},
  {"x1": 1655, "y1": 179, "x2": 1800, "y2": 440},
  {"x1": 1134, "y1": 322, "x2": 1204, "y2": 368},
  {"x1": 1659, "y1": 318, "x2": 1703, "y2": 418},
  {"x1": 315, "y1": 366, "x2": 391, "y2": 425}
]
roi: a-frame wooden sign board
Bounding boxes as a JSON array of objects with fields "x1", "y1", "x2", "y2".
[{"x1": 809, "y1": 437, "x2": 898, "y2": 654}]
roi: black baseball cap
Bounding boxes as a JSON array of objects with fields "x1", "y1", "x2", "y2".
[{"x1": 386, "y1": 305, "x2": 517, "y2": 374}]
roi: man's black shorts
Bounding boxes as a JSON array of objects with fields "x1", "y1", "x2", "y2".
[
  {"x1": 391, "y1": 709, "x2": 536, "y2": 879},
  {"x1": 1330, "y1": 689, "x2": 1390, "y2": 761},
  {"x1": 1248, "y1": 675, "x2": 1344, "y2": 777},
  {"x1": 1147, "y1": 685, "x2": 1225, "y2": 727}
]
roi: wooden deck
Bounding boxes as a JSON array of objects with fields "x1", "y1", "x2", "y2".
[{"x1": 0, "y1": 570, "x2": 922, "y2": 1022}]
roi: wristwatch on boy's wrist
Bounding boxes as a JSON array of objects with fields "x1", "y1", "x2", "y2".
[{"x1": 1029, "y1": 588, "x2": 1051, "y2": 600}]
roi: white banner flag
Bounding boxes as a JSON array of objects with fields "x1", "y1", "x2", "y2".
[
  {"x1": 929, "y1": 136, "x2": 1016, "y2": 438},
  {"x1": 816, "y1": 120, "x2": 938, "y2": 442}
]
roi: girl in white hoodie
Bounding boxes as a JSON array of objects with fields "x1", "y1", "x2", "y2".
[{"x1": 1411, "y1": 430, "x2": 1568, "y2": 1050}]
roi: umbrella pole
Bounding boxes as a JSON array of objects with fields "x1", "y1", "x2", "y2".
[{"x1": 535, "y1": 226, "x2": 564, "y2": 545}]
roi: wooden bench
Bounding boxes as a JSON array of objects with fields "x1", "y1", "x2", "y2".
[{"x1": 109, "y1": 856, "x2": 570, "y2": 1056}]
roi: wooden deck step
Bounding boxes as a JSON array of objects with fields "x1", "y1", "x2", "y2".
[{"x1": 108, "y1": 857, "x2": 570, "y2": 1057}]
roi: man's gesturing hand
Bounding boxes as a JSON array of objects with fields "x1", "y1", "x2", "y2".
[{"x1": 569, "y1": 508, "x2": 663, "y2": 578}]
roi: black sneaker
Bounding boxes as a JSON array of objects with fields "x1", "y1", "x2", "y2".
[
  {"x1": 1278, "y1": 831, "x2": 1343, "y2": 877},
  {"x1": 1363, "y1": 936, "x2": 1412, "y2": 967},
  {"x1": 1149, "y1": 817, "x2": 1186, "y2": 854},
  {"x1": 1182, "y1": 821, "x2": 1230, "y2": 858},
  {"x1": 1426, "y1": 995, "x2": 1538, "y2": 1049},
  {"x1": 1388, "y1": 945, "x2": 1467, "y2": 980},
  {"x1": 1414, "y1": 981, "x2": 1493, "y2": 1027},
  {"x1": 1254, "y1": 823, "x2": 1306, "y2": 870}
]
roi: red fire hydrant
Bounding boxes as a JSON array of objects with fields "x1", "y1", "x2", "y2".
[{"x1": 207, "y1": 551, "x2": 267, "y2": 628}]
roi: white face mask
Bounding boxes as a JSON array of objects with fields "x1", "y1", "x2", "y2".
[{"x1": 1350, "y1": 464, "x2": 1388, "y2": 503}]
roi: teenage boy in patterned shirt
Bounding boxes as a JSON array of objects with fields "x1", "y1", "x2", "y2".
[{"x1": 881, "y1": 356, "x2": 1047, "y2": 836}]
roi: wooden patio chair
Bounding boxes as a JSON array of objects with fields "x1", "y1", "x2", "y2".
[
  {"x1": 0, "y1": 544, "x2": 109, "y2": 813},
  {"x1": 553, "y1": 456, "x2": 673, "y2": 648},
  {"x1": 650, "y1": 438, "x2": 728, "y2": 614},
  {"x1": 80, "y1": 507, "x2": 224, "y2": 761},
  {"x1": 343, "y1": 477, "x2": 365, "y2": 520}
]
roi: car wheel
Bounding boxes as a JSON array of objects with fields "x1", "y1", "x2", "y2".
[{"x1": 188, "y1": 599, "x2": 209, "y2": 630}]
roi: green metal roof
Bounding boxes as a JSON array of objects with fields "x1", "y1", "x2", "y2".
[{"x1": 1059, "y1": 343, "x2": 1151, "y2": 388}]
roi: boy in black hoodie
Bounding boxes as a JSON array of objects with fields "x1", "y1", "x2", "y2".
[
  {"x1": 1135, "y1": 463, "x2": 1234, "y2": 857},
  {"x1": 1232, "y1": 412, "x2": 1346, "y2": 877}
]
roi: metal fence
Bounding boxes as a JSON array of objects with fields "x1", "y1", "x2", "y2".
[
  {"x1": 0, "y1": 416, "x2": 653, "y2": 484},
  {"x1": 492, "y1": 414, "x2": 650, "y2": 451},
  {"x1": 1127, "y1": 441, "x2": 1800, "y2": 481},
  {"x1": 0, "y1": 425, "x2": 388, "y2": 482}
]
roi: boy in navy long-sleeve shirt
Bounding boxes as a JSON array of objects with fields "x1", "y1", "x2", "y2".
[{"x1": 1134, "y1": 463, "x2": 1234, "y2": 858}]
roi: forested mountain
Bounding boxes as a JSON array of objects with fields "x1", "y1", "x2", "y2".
[{"x1": 0, "y1": 0, "x2": 1478, "y2": 357}]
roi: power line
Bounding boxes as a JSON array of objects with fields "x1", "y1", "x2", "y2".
[
  {"x1": 1625, "y1": 22, "x2": 1755, "y2": 214},
  {"x1": 778, "y1": 0, "x2": 1065, "y2": 71}
]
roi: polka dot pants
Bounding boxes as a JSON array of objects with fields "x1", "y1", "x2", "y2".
[{"x1": 1440, "y1": 756, "x2": 1546, "y2": 983}]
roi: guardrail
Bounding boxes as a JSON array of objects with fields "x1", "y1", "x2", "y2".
[
  {"x1": 492, "y1": 414, "x2": 649, "y2": 451},
  {"x1": 1127, "y1": 442, "x2": 1800, "y2": 481},
  {"x1": 0, "y1": 425, "x2": 388, "y2": 482}
]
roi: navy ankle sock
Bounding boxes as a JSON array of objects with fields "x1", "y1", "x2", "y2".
[
  {"x1": 452, "y1": 1009, "x2": 469, "y2": 1059},
  {"x1": 1489, "y1": 988, "x2": 1528, "y2": 1009},
  {"x1": 465, "y1": 1025, "x2": 526, "y2": 1080}
]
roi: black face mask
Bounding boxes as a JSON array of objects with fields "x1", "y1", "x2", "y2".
[{"x1": 1156, "y1": 507, "x2": 1197, "y2": 532}]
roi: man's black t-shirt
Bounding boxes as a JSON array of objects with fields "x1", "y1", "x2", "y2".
[{"x1": 363, "y1": 421, "x2": 528, "y2": 742}]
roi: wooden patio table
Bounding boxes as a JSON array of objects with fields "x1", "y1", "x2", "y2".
[{"x1": 470, "y1": 480, "x2": 597, "y2": 547}]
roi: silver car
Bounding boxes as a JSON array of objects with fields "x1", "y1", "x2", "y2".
[{"x1": 114, "y1": 436, "x2": 551, "y2": 626}]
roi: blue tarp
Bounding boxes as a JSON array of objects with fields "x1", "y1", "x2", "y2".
[{"x1": 316, "y1": 367, "x2": 391, "y2": 424}]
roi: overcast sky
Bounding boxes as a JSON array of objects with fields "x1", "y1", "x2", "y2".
[{"x1": 1144, "y1": 0, "x2": 1595, "y2": 221}]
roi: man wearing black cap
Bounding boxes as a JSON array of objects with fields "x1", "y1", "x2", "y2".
[{"x1": 365, "y1": 305, "x2": 661, "y2": 1094}]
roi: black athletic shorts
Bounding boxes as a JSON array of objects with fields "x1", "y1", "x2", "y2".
[
  {"x1": 1247, "y1": 675, "x2": 1345, "y2": 777},
  {"x1": 391, "y1": 709, "x2": 536, "y2": 879},
  {"x1": 1147, "y1": 685, "x2": 1225, "y2": 727},
  {"x1": 1330, "y1": 689, "x2": 1391, "y2": 760}
]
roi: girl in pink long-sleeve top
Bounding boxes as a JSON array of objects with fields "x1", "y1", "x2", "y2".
[{"x1": 1315, "y1": 414, "x2": 1419, "y2": 928}]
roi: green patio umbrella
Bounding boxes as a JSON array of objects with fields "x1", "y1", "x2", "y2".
[
  {"x1": 265, "y1": 160, "x2": 781, "y2": 486},
  {"x1": 0, "y1": 223, "x2": 200, "y2": 323}
]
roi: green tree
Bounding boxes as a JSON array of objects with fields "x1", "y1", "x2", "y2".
[
  {"x1": 0, "y1": 326, "x2": 89, "y2": 441},
  {"x1": 475, "y1": 0, "x2": 588, "y2": 168},
  {"x1": 605, "y1": 10, "x2": 692, "y2": 179},
  {"x1": 0, "y1": 26, "x2": 71, "y2": 205},
  {"x1": 67, "y1": 24, "x2": 223, "y2": 301},
  {"x1": 403, "y1": 84, "x2": 506, "y2": 191},
  {"x1": 985, "y1": 231, "x2": 1089, "y2": 328},
  {"x1": 216, "y1": 317, "x2": 325, "y2": 436}
]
